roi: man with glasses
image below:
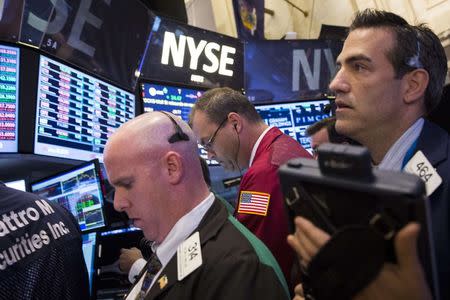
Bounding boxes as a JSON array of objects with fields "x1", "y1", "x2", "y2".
[
  {"x1": 103, "y1": 111, "x2": 290, "y2": 300},
  {"x1": 189, "y1": 88, "x2": 311, "y2": 291}
]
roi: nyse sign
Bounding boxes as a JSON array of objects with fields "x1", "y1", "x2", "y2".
[
  {"x1": 244, "y1": 40, "x2": 342, "y2": 102},
  {"x1": 25, "y1": 0, "x2": 109, "y2": 57},
  {"x1": 161, "y1": 31, "x2": 236, "y2": 77},
  {"x1": 292, "y1": 48, "x2": 336, "y2": 92}
]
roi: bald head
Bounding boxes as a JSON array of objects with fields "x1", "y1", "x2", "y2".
[
  {"x1": 107, "y1": 112, "x2": 196, "y2": 156},
  {"x1": 103, "y1": 112, "x2": 210, "y2": 242}
]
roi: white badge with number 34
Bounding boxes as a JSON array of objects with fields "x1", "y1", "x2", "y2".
[
  {"x1": 177, "y1": 231, "x2": 202, "y2": 281},
  {"x1": 404, "y1": 150, "x2": 442, "y2": 196}
]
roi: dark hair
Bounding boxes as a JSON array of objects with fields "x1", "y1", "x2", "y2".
[
  {"x1": 189, "y1": 87, "x2": 262, "y2": 125},
  {"x1": 350, "y1": 9, "x2": 448, "y2": 114}
]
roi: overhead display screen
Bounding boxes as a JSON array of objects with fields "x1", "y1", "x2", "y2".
[
  {"x1": 34, "y1": 55, "x2": 135, "y2": 161},
  {"x1": 255, "y1": 99, "x2": 331, "y2": 154},
  {"x1": 141, "y1": 81, "x2": 205, "y2": 119},
  {"x1": 0, "y1": 44, "x2": 19, "y2": 153}
]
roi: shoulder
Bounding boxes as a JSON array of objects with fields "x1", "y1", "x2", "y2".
[
  {"x1": 196, "y1": 220, "x2": 289, "y2": 299},
  {"x1": 271, "y1": 134, "x2": 311, "y2": 164}
]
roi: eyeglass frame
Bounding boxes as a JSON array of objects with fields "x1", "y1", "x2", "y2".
[{"x1": 200, "y1": 116, "x2": 228, "y2": 151}]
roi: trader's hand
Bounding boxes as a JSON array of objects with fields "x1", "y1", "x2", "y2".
[
  {"x1": 292, "y1": 283, "x2": 305, "y2": 300},
  {"x1": 118, "y1": 247, "x2": 143, "y2": 273},
  {"x1": 353, "y1": 223, "x2": 432, "y2": 300},
  {"x1": 287, "y1": 216, "x2": 330, "y2": 268}
]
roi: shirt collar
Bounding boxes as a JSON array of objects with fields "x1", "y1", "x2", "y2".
[
  {"x1": 249, "y1": 126, "x2": 273, "y2": 167},
  {"x1": 152, "y1": 192, "x2": 215, "y2": 267},
  {"x1": 378, "y1": 118, "x2": 424, "y2": 171}
]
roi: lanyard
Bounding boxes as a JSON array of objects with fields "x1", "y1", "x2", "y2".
[{"x1": 401, "y1": 139, "x2": 418, "y2": 169}]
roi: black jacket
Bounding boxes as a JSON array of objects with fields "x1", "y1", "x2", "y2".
[{"x1": 133, "y1": 198, "x2": 290, "y2": 300}]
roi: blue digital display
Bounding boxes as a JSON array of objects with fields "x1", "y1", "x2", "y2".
[
  {"x1": 255, "y1": 99, "x2": 331, "y2": 154},
  {"x1": 141, "y1": 82, "x2": 204, "y2": 121},
  {"x1": 0, "y1": 44, "x2": 19, "y2": 153}
]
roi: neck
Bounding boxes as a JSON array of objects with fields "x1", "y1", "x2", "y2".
[
  {"x1": 239, "y1": 122, "x2": 269, "y2": 168},
  {"x1": 360, "y1": 118, "x2": 420, "y2": 165},
  {"x1": 158, "y1": 182, "x2": 209, "y2": 243}
]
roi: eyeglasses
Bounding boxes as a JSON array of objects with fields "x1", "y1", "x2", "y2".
[
  {"x1": 159, "y1": 111, "x2": 190, "y2": 143},
  {"x1": 200, "y1": 117, "x2": 228, "y2": 151}
]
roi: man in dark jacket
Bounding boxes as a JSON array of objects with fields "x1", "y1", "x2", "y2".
[
  {"x1": 0, "y1": 184, "x2": 89, "y2": 299},
  {"x1": 104, "y1": 111, "x2": 289, "y2": 300}
]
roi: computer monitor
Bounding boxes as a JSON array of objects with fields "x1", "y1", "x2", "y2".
[
  {"x1": 139, "y1": 80, "x2": 217, "y2": 164},
  {"x1": 254, "y1": 99, "x2": 331, "y2": 154},
  {"x1": 4, "y1": 179, "x2": 27, "y2": 191},
  {"x1": 82, "y1": 232, "x2": 97, "y2": 297},
  {"x1": 0, "y1": 44, "x2": 20, "y2": 153},
  {"x1": 34, "y1": 55, "x2": 135, "y2": 162},
  {"x1": 30, "y1": 159, "x2": 107, "y2": 232},
  {"x1": 140, "y1": 80, "x2": 205, "y2": 119}
]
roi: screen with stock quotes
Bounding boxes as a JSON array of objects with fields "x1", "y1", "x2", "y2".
[
  {"x1": 255, "y1": 99, "x2": 331, "y2": 154},
  {"x1": 0, "y1": 44, "x2": 19, "y2": 153},
  {"x1": 34, "y1": 55, "x2": 135, "y2": 161}
]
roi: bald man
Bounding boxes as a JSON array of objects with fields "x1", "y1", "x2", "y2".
[{"x1": 103, "y1": 112, "x2": 289, "y2": 300}]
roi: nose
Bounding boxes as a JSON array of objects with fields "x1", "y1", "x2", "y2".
[
  {"x1": 113, "y1": 189, "x2": 129, "y2": 212},
  {"x1": 329, "y1": 68, "x2": 350, "y2": 95}
]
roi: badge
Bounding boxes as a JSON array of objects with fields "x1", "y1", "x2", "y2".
[
  {"x1": 177, "y1": 231, "x2": 202, "y2": 281},
  {"x1": 404, "y1": 150, "x2": 442, "y2": 196},
  {"x1": 158, "y1": 275, "x2": 168, "y2": 289}
]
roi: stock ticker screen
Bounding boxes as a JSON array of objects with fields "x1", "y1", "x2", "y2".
[
  {"x1": 34, "y1": 55, "x2": 135, "y2": 161},
  {"x1": 31, "y1": 160, "x2": 106, "y2": 232},
  {"x1": 141, "y1": 81, "x2": 205, "y2": 118},
  {"x1": 140, "y1": 81, "x2": 218, "y2": 165},
  {"x1": 255, "y1": 99, "x2": 331, "y2": 154},
  {"x1": 0, "y1": 44, "x2": 19, "y2": 153}
]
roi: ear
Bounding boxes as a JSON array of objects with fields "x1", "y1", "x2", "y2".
[
  {"x1": 402, "y1": 69, "x2": 429, "y2": 105},
  {"x1": 164, "y1": 151, "x2": 183, "y2": 184},
  {"x1": 227, "y1": 112, "x2": 242, "y2": 132}
]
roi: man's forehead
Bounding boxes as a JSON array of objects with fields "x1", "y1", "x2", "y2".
[
  {"x1": 338, "y1": 28, "x2": 394, "y2": 61},
  {"x1": 191, "y1": 111, "x2": 215, "y2": 131}
]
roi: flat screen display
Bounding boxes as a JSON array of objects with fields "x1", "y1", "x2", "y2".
[
  {"x1": 0, "y1": 44, "x2": 19, "y2": 152},
  {"x1": 4, "y1": 179, "x2": 26, "y2": 191},
  {"x1": 82, "y1": 232, "x2": 97, "y2": 296},
  {"x1": 31, "y1": 159, "x2": 107, "y2": 232},
  {"x1": 140, "y1": 80, "x2": 217, "y2": 165},
  {"x1": 254, "y1": 99, "x2": 331, "y2": 154},
  {"x1": 34, "y1": 55, "x2": 135, "y2": 161},
  {"x1": 141, "y1": 81, "x2": 205, "y2": 118}
]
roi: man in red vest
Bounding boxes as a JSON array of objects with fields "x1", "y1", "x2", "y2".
[{"x1": 190, "y1": 87, "x2": 311, "y2": 290}]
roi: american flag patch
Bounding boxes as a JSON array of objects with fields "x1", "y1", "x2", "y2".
[{"x1": 237, "y1": 191, "x2": 270, "y2": 216}]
